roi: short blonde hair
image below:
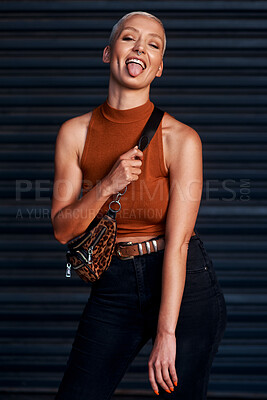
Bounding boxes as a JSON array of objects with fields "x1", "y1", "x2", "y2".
[{"x1": 108, "y1": 11, "x2": 166, "y2": 57}]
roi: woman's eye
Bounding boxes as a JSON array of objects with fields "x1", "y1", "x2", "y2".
[{"x1": 122, "y1": 37, "x2": 159, "y2": 49}]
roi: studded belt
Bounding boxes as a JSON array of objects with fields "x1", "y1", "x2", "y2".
[{"x1": 114, "y1": 235, "x2": 165, "y2": 260}]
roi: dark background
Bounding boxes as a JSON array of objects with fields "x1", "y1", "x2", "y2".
[{"x1": 1, "y1": 1, "x2": 267, "y2": 399}]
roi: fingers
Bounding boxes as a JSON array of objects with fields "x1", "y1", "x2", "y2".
[
  {"x1": 148, "y1": 360, "x2": 178, "y2": 395},
  {"x1": 130, "y1": 159, "x2": 143, "y2": 168},
  {"x1": 121, "y1": 158, "x2": 142, "y2": 170},
  {"x1": 108, "y1": 146, "x2": 143, "y2": 193},
  {"x1": 133, "y1": 145, "x2": 143, "y2": 159},
  {"x1": 169, "y1": 363, "x2": 178, "y2": 388},
  {"x1": 122, "y1": 145, "x2": 143, "y2": 160},
  {"x1": 120, "y1": 154, "x2": 142, "y2": 186},
  {"x1": 154, "y1": 363, "x2": 172, "y2": 393},
  {"x1": 148, "y1": 362, "x2": 159, "y2": 395},
  {"x1": 162, "y1": 364, "x2": 175, "y2": 392}
]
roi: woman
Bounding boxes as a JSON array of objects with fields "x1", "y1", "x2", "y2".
[{"x1": 51, "y1": 11, "x2": 227, "y2": 400}]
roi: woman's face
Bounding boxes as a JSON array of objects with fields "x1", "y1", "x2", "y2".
[{"x1": 103, "y1": 15, "x2": 164, "y2": 89}]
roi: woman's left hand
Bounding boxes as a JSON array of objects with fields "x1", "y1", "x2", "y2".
[{"x1": 148, "y1": 332, "x2": 178, "y2": 395}]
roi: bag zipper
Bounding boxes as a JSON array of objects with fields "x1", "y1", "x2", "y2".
[
  {"x1": 66, "y1": 262, "x2": 71, "y2": 278},
  {"x1": 71, "y1": 222, "x2": 107, "y2": 250},
  {"x1": 66, "y1": 225, "x2": 107, "y2": 278}
]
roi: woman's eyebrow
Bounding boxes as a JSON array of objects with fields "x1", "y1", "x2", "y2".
[{"x1": 121, "y1": 26, "x2": 163, "y2": 43}]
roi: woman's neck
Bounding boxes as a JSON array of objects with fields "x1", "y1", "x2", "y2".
[{"x1": 107, "y1": 81, "x2": 150, "y2": 110}]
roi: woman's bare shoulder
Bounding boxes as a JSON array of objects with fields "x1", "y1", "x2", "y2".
[
  {"x1": 162, "y1": 111, "x2": 200, "y2": 139},
  {"x1": 162, "y1": 112, "x2": 202, "y2": 170},
  {"x1": 60, "y1": 110, "x2": 93, "y2": 136},
  {"x1": 57, "y1": 110, "x2": 94, "y2": 166}
]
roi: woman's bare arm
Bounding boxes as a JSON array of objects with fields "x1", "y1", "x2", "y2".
[
  {"x1": 51, "y1": 116, "x2": 112, "y2": 244},
  {"x1": 148, "y1": 122, "x2": 203, "y2": 394},
  {"x1": 51, "y1": 116, "x2": 144, "y2": 245},
  {"x1": 157, "y1": 124, "x2": 203, "y2": 335}
]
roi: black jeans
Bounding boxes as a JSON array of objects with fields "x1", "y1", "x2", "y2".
[{"x1": 55, "y1": 230, "x2": 227, "y2": 399}]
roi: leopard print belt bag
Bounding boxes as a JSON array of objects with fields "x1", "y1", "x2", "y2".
[
  {"x1": 65, "y1": 105, "x2": 165, "y2": 283},
  {"x1": 66, "y1": 193, "x2": 121, "y2": 283}
]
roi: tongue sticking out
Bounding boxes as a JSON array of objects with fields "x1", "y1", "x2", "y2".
[{"x1": 126, "y1": 62, "x2": 143, "y2": 77}]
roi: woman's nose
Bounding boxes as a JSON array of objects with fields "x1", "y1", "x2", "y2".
[
  {"x1": 133, "y1": 40, "x2": 145, "y2": 54},
  {"x1": 135, "y1": 49, "x2": 144, "y2": 56}
]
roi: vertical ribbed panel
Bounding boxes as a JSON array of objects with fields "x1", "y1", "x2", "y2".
[{"x1": 0, "y1": 1, "x2": 267, "y2": 399}]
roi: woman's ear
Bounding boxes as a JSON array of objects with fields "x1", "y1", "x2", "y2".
[
  {"x1": 156, "y1": 60, "x2": 163, "y2": 77},
  {"x1": 103, "y1": 46, "x2": 111, "y2": 64}
]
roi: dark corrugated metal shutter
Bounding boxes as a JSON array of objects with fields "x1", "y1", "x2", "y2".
[{"x1": 1, "y1": 1, "x2": 266, "y2": 398}]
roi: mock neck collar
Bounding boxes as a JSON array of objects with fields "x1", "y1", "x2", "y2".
[{"x1": 100, "y1": 97, "x2": 154, "y2": 123}]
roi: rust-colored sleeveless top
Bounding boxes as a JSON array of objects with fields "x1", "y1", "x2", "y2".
[{"x1": 80, "y1": 97, "x2": 169, "y2": 238}]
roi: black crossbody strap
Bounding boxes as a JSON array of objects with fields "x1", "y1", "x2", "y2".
[{"x1": 138, "y1": 106, "x2": 165, "y2": 151}]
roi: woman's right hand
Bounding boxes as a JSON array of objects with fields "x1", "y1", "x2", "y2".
[{"x1": 103, "y1": 146, "x2": 143, "y2": 196}]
